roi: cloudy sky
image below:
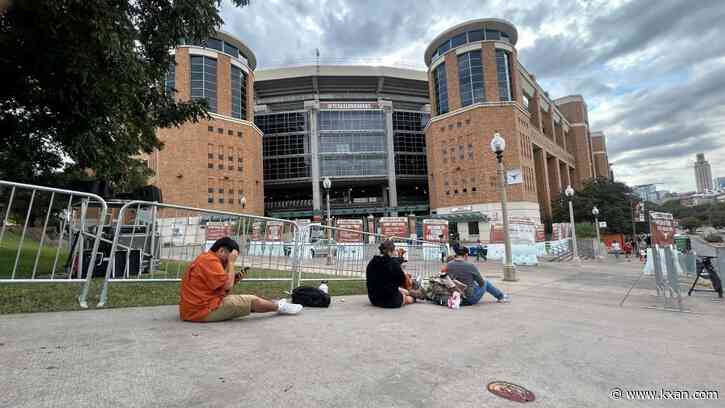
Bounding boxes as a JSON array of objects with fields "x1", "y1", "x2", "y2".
[{"x1": 220, "y1": 0, "x2": 725, "y2": 193}]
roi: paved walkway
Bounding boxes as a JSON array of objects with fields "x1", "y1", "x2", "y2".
[{"x1": 1, "y1": 259, "x2": 724, "y2": 407}]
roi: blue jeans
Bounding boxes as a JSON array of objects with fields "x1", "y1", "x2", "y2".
[{"x1": 463, "y1": 280, "x2": 503, "y2": 305}]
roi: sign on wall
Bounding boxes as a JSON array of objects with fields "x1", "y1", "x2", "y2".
[
  {"x1": 423, "y1": 219, "x2": 449, "y2": 242},
  {"x1": 335, "y1": 219, "x2": 364, "y2": 243},
  {"x1": 379, "y1": 217, "x2": 409, "y2": 238},
  {"x1": 506, "y1": 169, "x2": 523, "y2": 185},
  {"x1": 319, "y1": 102, "x2": 380, "y2": 110}
]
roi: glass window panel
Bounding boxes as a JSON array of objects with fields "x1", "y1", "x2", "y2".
[
  {"x1": 468, "y1": 29, "x2": 483, "y2": 42},
  {"x1": 434, "y1": 63, "x2": 449, "y2": 115},
  {"x1": 205, "y1": 37, "x2": 223, "y2": 51},
  {"x1": 451, "y1": 33, "x2": 467, "y2": 47},
  {"x1": 485, "y1": 29, "x2": 500, "y2": 40},
  {"x1": 496, "y1": 50, "x2": 512, "y2": 101},
  {"x1": 223, "y1": 42, "x2": 239, "y2": 58}
]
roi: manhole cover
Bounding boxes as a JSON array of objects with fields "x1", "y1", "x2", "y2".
[{"x1": 487, "y1": 381, "x2": 535, "y2": 403}]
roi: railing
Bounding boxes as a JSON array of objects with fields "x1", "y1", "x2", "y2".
[{"x1": 0, "y1": 180, "x2": 108, "y2": 308}]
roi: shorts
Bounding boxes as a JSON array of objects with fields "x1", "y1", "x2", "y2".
[{"x1": 202, "y1": 295, "x2": 256, "y2": 322}]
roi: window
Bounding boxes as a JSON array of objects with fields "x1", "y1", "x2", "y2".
[
  {"x1": 190, "y1": 56, "x2": 217, "y2": 112},
  {"x1": 496, "y1": 50, "x2": 513, "y2": 101},
  {"x1": 205, "y1": 38, "x2": 223, "y2": 52},
  {"x1": 223, "y1": 41, "x2": 239, "y2": 58},
  {"x1": 208, "y1": 126, "x2": 214, "y2": 132},
  {"x1": 458, "y1": 51, "x2": 485, "y2": 107},
  {"x1": 237, "y1": 131, "x2": 243, "y2": 137},
  {"x1": 164, "y1": 61, "x2": 175, "y2": 96},
  {"x1": 433, "y1": 63, "x2": 449, "y2": 115},
  {"x1": 217, "y1": 128, "x2": 223, "y2": 134},
  {"x1": 468, "y1": 29, "x2": 483, "y2": 42},
  {"x1": 468, "y1": 222, "x2": 480, "y2": 235},
  {"x1": 208, "y1": 163, "x2": 213, "y2": 169},
  {"x1": 231, "y1": 65, "x2": 247, "y2": 120},
  {"x1": 485, "y1": 29, "x2": 500, "y2": 40},
  {"x1": 228, "y1": 130, "x2": 233, "y2": 136},
  {"x1": 451, "y1": 33, "x2": 467, "y2": 47}
]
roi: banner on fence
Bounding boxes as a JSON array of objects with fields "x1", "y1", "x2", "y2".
[
  {"x1": 552, "y1": 223, "x2": 572, "y2": 240},
  {"x1": 536, "y1": 224, "x2": 546, "y2": 242},
  {"x1": 423, "y1": 219, "x2": 448, "y2": 242},
  {"x1": 335, "y1": 219, "x2": 363, "y2": 243},
  {"x1": 649, "y1": 212, "x2": 674, "y2": 246},
  {"x1": 490, "y1": 217, "x2": 536, "y2": 244},
  {"x1": 251, "y1": 221, "x2": 264, "y2": 240},
  {"x1": 206, "y1": 221, "x2": 233, "y2": 240},
  {"x1": 380, "y1": 217, "x2": 408, "y2": 238},
  {"x1": 266, "y1": 221, "x2": 284, "y2": 241}
]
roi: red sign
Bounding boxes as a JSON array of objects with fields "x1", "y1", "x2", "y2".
[
  {"x1": 379, "y1": 217, "x2": 409, "y2": 238},
  {"x1": 649, "y1": 212, "x2": 674, "y2": 246},
  {"x1": 423, "y1": 219, "x2": 448, "y2": 242},
  {"x1": 266, "y1": 221, "x2": 284, "y2": 241},
  {"x1": 206, "y1": 222, "x2": 234, "y2": 241},
  {"x1": 536, "y1": 224, "x2": 546, "y2": 242},
  {"x1": 335, "y1": 219, "x2": 363, "y2": 243}
]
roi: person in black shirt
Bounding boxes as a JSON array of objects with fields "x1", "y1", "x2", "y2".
[{"x1": 366, "y1": 240, "x2": 418, "y2": 308}]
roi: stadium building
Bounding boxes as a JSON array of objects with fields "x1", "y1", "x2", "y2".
[{"x1": 254, "y1": 66, "x2": 430, "y2": 219}]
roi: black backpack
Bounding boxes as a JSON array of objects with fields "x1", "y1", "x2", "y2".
[{"x1": 291, "y1": 286, "x2": 331, "y2": 308}]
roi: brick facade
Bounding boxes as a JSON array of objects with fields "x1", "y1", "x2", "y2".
[
  {"x1": 147, "y1": 35, "x2": 263, "y2": 215},
  {"x1": 425, "y1": 19, "x2": 598, "y2": 226}
]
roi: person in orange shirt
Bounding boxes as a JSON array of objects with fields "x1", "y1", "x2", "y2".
[{"x1": 180, "y1": 237, "x2": 303, "y2": 322}]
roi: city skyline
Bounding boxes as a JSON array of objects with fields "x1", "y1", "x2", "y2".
[{"x1": 217, "y1": 0, "x2": 725, "y2": 193}]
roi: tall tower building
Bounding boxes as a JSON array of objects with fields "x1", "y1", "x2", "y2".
[
  {"x1": 423, "y1": 18, "x2": 596, "y2": 238},
  {"x1": 694, "y1": 153, "x2": 713, "y2": 193}
]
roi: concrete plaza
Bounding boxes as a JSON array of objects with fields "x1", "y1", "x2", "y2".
[{"x1": 1, "y1": 258, "x2": 724, "y2": 407}]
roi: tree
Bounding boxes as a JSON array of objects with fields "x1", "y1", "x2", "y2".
[
  {"x1": 680, "y1": 217, "x2": 702, "y2": 232},
  {"x1": 0, "y1": 0, "x2": 249, "y2": 187},
  {"x1": 551, "y1": 178, "x2": 638, "y2": 234}
]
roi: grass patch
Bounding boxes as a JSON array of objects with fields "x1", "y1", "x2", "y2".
[{"x1": 1, "y1": 231, "x2": 367, "y2": 314}]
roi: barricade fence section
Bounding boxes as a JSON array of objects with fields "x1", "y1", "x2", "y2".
[
  {"x1": 97, "y1": 201, "x2": 302, "y2": 307},
  {"x1": 296, "y1": 223, "x2": 447, "y2": 284},
  {"x1": 0, "y1": 180, "x2": 108, "y2": 308}
]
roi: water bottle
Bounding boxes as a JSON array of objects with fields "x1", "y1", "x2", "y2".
[{"x1": 319, "y1": 280, "x2": 329, "y2": 294}]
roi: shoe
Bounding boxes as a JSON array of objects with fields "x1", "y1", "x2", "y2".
[
  {"x1": 497, "y1": 294, "x2": 511, "y2": 303},
  {"x1": 277, "y1": 298, "x2": 303, "y2": 315}
]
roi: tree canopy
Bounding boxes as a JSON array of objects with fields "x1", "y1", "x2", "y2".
[
  {"x1": 0, "y1": 0, "x2": 248, "y2": 189},
  {"x1": 551, "y1": 177, "x2": 638, "y2": 234}
]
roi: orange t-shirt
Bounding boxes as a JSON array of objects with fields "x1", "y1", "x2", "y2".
[{"x1": 179, "y1": 252, "x2": 229, "y2": 321}]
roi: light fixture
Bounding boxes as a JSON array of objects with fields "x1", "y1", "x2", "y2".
[
  {"x1": 565, "y1": 185, "x2": 574, "y2": 198},
  {"x1": 592, "y1": 206, "x2": 599, "y2": 216},
  {"x1": 490, "y1": 132, "x2": 506, "y2": 154},
  {"x1": 323, "y1": 177, "x2": 331, "y2": 190}
]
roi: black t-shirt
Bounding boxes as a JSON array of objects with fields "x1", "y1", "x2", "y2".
[{"x1": 366, "y1": 255, "x2": 405, "y2": 308}]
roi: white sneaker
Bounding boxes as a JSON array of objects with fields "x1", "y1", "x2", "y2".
[
  {"x1": 497, "y1": 294, "x2": 511, "y2": 303},
  {"x1": 277, "y1": 298, "x2": 303, "y2": 315}
]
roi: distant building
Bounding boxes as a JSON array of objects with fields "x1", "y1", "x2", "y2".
[
  {"x1": 590, "y1": 131, "x2": 611, "y2": 180},
  {"x1": 694, "y1": 153, "x2": 713, "y2": 193},
  {"x1": 715, "y1": 176, "x2": 725, "y2": 191},
  {"x1": 633, "y1": 184, "x2": 658, "y2": 202}
]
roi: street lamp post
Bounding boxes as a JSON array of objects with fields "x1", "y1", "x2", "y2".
[
  {"x1": 322, "y1": 177, "x2": 332, "y2": 265},
  {"x1": 490, "y1": 132, "x2": 516, "y2": 281},
  {"x1": 565, "y1": 185, "x2": 580, "y2": 262},
  {"x1": 592, "y1": 206, "x2": 601, "y2": 259}
]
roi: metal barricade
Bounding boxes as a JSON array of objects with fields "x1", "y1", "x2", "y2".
[
  {"x1": 0, "y1": 180, "x2": 108, "y2": 308},
  {"x1": 97, "y1": 201, "x2": 302, "y2": 307},
  {"x1": 296, "y1": 223, "x2": 444, "y2": 284}
]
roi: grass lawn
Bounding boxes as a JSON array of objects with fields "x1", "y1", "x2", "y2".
[{"x1": 1, "y1": 231, "x2": 367, "y2": 314}]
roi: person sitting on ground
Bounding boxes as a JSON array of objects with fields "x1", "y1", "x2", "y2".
[
  {"x1": 446, "y1": 246, "x2": 510, "y2": 305},
  {"x1": 366, "y1": 240, "x2": 424, "y2": 308},
  {"x1": 179, "y1": 237, "x2": 303, "y2": 322}
]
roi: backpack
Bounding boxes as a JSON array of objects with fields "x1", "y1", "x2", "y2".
[
  {"x1": 425, "y1": 274, "x2": 467, "y2": 306},
  {"x1": 291, "y1": 286, "x2": 331, "y2": 308}
]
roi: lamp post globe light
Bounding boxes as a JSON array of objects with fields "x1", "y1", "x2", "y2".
[
  {"x1": 490, "y1": 132, "x2": 516, "y2": 281},
  {"x1": 592, "y1": 206, "x2": 602, "y2": 259},
  {"x1": 564, "y1": 185, "x2": 580, "y2": 262},
  {"x1": 322, "y1": 177, "x2": 333, "y2": 265}
]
